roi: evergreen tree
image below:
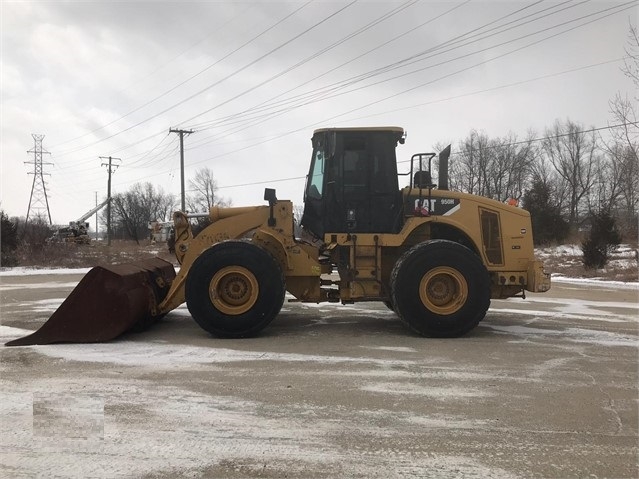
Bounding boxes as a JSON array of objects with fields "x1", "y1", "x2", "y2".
[
  {"x1": 522, "y1": 180, "x2": 569, "y2": 245},
  {"x1": 582, "y1": 210, "x2": 622, "y2": 269}
]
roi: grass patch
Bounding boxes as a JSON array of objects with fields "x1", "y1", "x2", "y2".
[
  {"x1": 12, "y1": 240, "x2": 176, "y2": 269},
  {"x1": 536, "y1": 243, "x2": 638, "y2": 282}
]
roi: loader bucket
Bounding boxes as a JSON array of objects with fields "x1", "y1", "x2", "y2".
[{"x1": 5, "y1": 258, "x2": 176, "y2": 346}]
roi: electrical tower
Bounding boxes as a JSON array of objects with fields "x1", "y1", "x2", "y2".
[{"x1": 25, "y1": 134, "x2": 53, "y2": 225}]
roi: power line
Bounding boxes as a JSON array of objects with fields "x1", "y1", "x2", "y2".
[
  {"x1": 188, "y1": 56, "x2": 625, "y2": 153},
  {"x1": 338, "y1": 58, "x2": 626, "y2": 124},
  {"x1": 305, "y1": 0, "x2": 638, "y2": 127},
  {"x1": 168, "y1": 0, "x2": 360, "y2": 128},
  {"x1": 213, "y1": 122, "x2": 638, "y2": 191},
  {"x1": 51, "y1": 0, "x2": 345, "y2": 158},
  {"x1": 48, "y1": 5, "x2": 253, "y2": 150},
  {"x1": 181, "y1": 0, "x2": 614, "y2": 144},
  {"x1": 49, "y1": 0, "x2": 613, "y2": 170},
  {"x1": 187, "y1": 0, "x2": 553, "y2": 131},
  {"x1": 127, "y1": 132, "x2": 175, "y2": 168},
  {"x1": 42, "y1": 3, "x2": 635, "y2": 198},
  {"x1": 444, "y1": 122, "x2": 639, "y2": 157},
  {"x1": 45, "y1": 1, "x2": 359, "y2": 175},
  {"x1": 181, "y1": 0, "x2": 420, "y2": 130},
  {"x1": 216, "y1": 176, "x2": 307, "y2": 191},
  {"x1": 48, "y1": 46, "x2": 629, "y2": 200},
  {"x1": 50, "y1": 0, "x2": 451, "y2": 164},
  {"x1": 189, "y1": 0, "x2": 472, "y2": 130},
  {"x1": 93, "y1": 54, "x2": 635, "y2": 195}
]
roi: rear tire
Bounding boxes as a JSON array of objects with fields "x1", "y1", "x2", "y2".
[
  {"x1": 390, "y1": 240, "x2": 490, "y2": 337},
  {"x1": 185, "y1": 241, "x2": 285, "y2": 338}
]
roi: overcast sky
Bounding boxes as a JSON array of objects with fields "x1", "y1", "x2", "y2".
[{"x1": 1, "y1": 0, "x2": 636, "y2": 226}]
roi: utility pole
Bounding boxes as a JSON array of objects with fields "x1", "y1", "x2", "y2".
[
  {"x1": 100, "y1": 156, "x2": 121, "y2": 246},
  {"x1": 95, "y1": 191, "x2": 99, "y2": 241},
  {"x1": 169, "y1": 128, "x2": 194, "y2": 212},
  {"x1": 25, "y1": 134, "x2": 53, "y2": 225}
]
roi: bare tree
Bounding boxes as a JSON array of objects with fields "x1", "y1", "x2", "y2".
[
  {"x1": 607, "y1": 35, "x2": 638, "y2": 232},
  {"x1": 603, "y1": 23, "x2": 639, "y2": 237},
  {"x1": 541, "y1": 119, "x2": 597, "y2": 229},
  {"x1": 589, "y1": 150, "x2": 620, "y2": 213},
  {"x1": 187, "y1": 167, "x2": 231, "y2": 213},
  {"x1": 598, "y1": 141, "x2": 639, "y2": 237},
  {"x1": 612, "y1": 23, "x2": 639, "y2": 163},
  {"x1": 486, "y1": 132, "x2": 536, "y2": 202},
  {"x1": 608, "y1": 95, "x2": 638, "y2": 228},
  {"x1": 450, "y1": 130, "x2": 491, "y2": 196},
  {"x1": 449, "y1": 130, "x2": 536, "y2": 202},
  {"x1": 110, "y1": 183, "x2": 176, "y2": 244},
  {"x1": 621, "y1": 23, "x2": 639, "y2": 96},
  {"x1": 529, "y1": 155, "x2": 570, "y2": 222}
]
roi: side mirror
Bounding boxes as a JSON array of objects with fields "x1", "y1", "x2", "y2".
[
  {"x1": 264, "y1": 188, "x2": 278, "y2": 227},
  {"x1": 264, "y1": 188, "x2": 278, "y2": 206}
]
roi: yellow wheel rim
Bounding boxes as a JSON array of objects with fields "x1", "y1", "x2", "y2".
[
  {"x1": 419, "y1": 267, "x2": 468, "y2": 315},
  {"x1": 209, "y1": 266, "x2": 259, "y2": 315}
]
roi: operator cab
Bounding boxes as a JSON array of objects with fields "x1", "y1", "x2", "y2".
[{"x1": 301, "y1": 127, "x2": 405, "y2": 238}]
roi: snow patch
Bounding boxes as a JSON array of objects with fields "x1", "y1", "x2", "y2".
[
  {"x1": 12, "y1": 298, "x2": 65, "y2": 312},
  {"x1": 551, "y1": 276, "x2": 639, "y2": 289},
  {"x1": 0, "y1": 328, "x2": 417, "y2": 368},
  {"x1": 0, "y1": 267, "x2": 91, "y2": 276},
  {"x1": 361, "y1": 382, "x2": 493, "y2": 398},
  {"x1": 0, "y1": 281, "x2": 79, "y2": 291},
  {"x1": 491, "y1": 308, "x2": 628, "y2": 323},
  {"x1": 485, "y1": 324, "x2": 638, "y2": 347},
  {"x1": 1, "y1": 374, "x2": 518, "y2": 479},
  {"x1": 362, "y1": 346, "x2": 418, "y2": 353}
]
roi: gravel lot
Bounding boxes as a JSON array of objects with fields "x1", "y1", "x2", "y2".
[{"x1": 1, "y1": 271, "x2": 638, "y2": 478}]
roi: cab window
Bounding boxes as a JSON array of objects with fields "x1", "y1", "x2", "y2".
[{"x1": 307, "y1": 148, "x2": 325, "y2": 200}]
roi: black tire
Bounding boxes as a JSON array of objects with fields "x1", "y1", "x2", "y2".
[
  {"x1": 185, "y1": 241, "x2": 285, "y2": 338},
  {"x1": 390, "y1": 240, "x2": 490, "y2": 337}
]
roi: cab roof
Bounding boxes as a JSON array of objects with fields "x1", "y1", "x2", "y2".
[{"x1": 312, "y1": 126, "x2": 404, "y2": 135}]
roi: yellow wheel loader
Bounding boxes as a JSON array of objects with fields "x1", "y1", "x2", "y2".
[{"x1": 6, "y1": 126, "x2": 550, "y2": 346}]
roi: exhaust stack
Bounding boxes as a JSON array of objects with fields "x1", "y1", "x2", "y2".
[{"x1": 438, "y1": 144, "x2": 451, "y2": 191}]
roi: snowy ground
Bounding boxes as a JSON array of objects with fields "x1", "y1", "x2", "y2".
[
  {"x1": 536, "y1": 243, "x2": 638, "y2": 282},
  {"x1": 0, "y1": 267, "x2": 637, "y2": 478}
]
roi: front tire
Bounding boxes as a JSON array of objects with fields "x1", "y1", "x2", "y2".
[
  {"x1": 390, "y1": 240, "x2": 490, "y2": 337},
  {"x1": 185, "y1": 241, "x2": 285, "y2": 338}
]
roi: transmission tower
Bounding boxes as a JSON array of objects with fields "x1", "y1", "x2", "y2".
[{"x1": 25, "y1": 134, "x2": 53, "y2": 225}]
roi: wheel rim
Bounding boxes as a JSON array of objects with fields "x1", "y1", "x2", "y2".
[
  {"x1": 419, "y1": 267, "x2": 468, "y2": 315},
  {"x1": 209, "y1": 266, "x2": 259, "y2": 315}
]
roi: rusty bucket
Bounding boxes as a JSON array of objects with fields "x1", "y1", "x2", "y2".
[{"x1": 5, "y1": 258, "x2": 176, "y2": 346}]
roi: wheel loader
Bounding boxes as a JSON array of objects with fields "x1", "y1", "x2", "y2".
[{"x1": 6, "y1": 126, "x2": 550, "y2": 346}]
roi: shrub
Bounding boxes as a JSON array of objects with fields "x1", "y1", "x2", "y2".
[
  {"x1": 13, "y1": 217, "x2": 55, "y2": 265},
  {"x1": 1, "y1": 211, "x2": 19, "y2": 266},
  {"x1": 522, "y1": 180, "x2": 570, "y2": 245},
  {"x1": 582, "y1": 210, "x2": 622, "y2": 269}
]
